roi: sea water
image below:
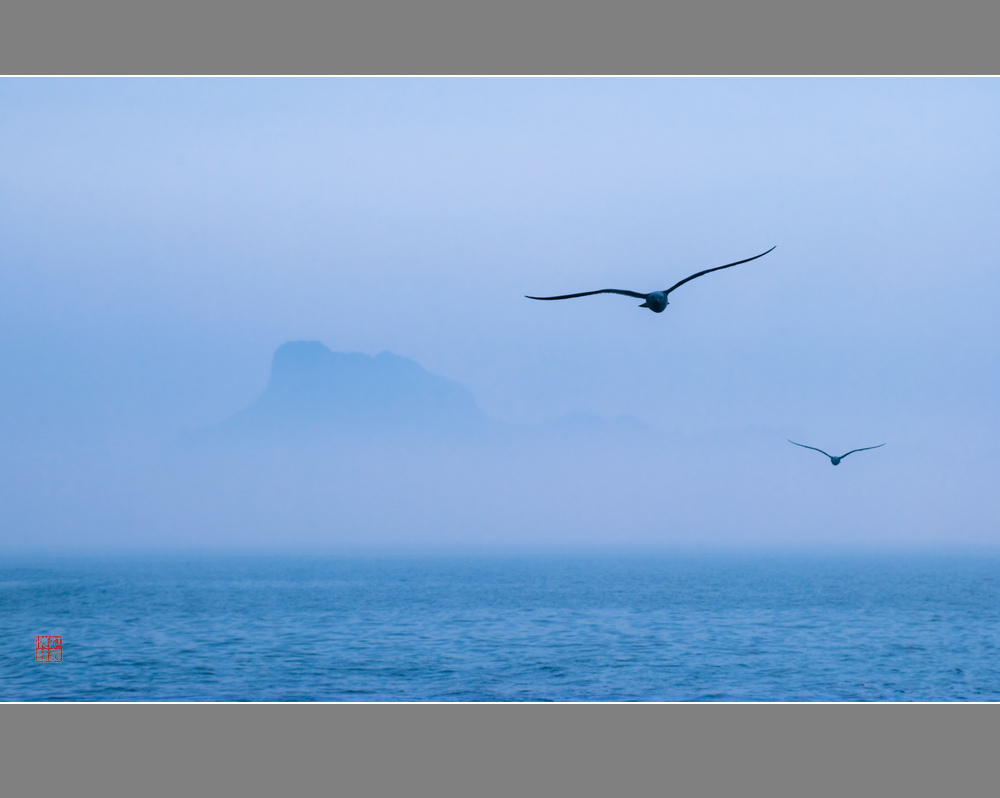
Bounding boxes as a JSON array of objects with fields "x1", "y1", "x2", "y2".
[{"x1": 2, "y1": 552, "x2": 998, "y2": 701}]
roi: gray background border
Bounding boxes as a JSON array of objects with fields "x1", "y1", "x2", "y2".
[
  {"x1": 3, "y1": 1, "x2": 999, "y2": 74},
  {"x1": 3, "y1": 703, "x2": 999, "y2": 797}
]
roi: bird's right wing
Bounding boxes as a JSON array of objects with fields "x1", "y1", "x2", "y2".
[
  {"x1": 525, "y1": 289, "x2": 647, "y2": 301},
  {"x1": 662, "y1": 246, "x2": 776, "y2": 296},
  {"x1": 839, "y1": 443, "x2": 886, "y2": 458},
  {"x1": 787, "y1": 439, "x2": 833, "y2": 458}
]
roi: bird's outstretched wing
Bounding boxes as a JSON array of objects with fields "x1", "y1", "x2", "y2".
[
  {"x1": 838, "y1": 443, "x2": 886, "y2": 459},
  {"x1": 525, "y1": 288, "x2": 648, "y2": 301},
  {"x1": 662, "y1": 246, "x2": 776, "y2": 297},
  {"x1": 788, "y1": 439, "x2": 833, "y2": 458}
]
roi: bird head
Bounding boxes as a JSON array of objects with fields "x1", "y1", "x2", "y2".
[
  {"x1": 640, "y1": 292, "x2": 668, "y2": 313},
  {"x1": 830, "y1": 457, "x2": 841, "y2": 466}
]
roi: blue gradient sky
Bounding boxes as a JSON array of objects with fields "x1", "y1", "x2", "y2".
[{"x1": 2, "y1": 78, "x2": 998, "y2": 549}]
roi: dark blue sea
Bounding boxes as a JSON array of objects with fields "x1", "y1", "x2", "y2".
[{"x1": 3, "y1": 552, "x2": 999, "y2": 701}]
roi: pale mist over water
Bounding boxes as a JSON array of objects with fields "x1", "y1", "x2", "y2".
[{"x1": 1, "y1": 78, "x2": 999, "y2": 553}]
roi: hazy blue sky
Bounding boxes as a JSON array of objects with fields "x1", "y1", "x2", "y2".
[{"x1": 2, "y1": 78, "x2": 998, "y2": 550}]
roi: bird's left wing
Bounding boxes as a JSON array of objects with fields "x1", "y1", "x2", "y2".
[
  {"x1": 525, "y1": 289, "x2": 647, "y2": 301},
  {"x1": 662, "y1": 246, "x2": 776, "y2": 297},
  {"x1": 788, "y1": 440, "x2": 833, "y2": 458}
]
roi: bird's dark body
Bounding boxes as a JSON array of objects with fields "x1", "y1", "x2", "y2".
[{"x1": 640, "y1": 292, "x2": 668, "y2": 313}]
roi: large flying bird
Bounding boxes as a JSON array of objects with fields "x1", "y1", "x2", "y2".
[
  {"x1": 525, "y1": 246, "x2": 776, "y2": 313},
  {"x1": 787, "y1": 440, "x2": 886, "y2": 466}
]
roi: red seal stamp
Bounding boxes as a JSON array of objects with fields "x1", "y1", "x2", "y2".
[{"x1": 36, "y1": 636, "x2": 63, "y2": 662}]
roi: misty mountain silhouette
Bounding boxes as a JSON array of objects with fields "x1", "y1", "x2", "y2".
[
  {"x1": 210, "y1": 341, "x2": 488, "y2": 441},
  {"x1": 189, "y1": 340, "x2": 657, "y2": 452}
]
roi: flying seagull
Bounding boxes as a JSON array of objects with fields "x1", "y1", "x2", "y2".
[
  {"x1": 525, "y1": 246, "x2": 776, "y2": 313},
  {"x1": 787, "y1": 440, "x2": 886, "y2": 466}
]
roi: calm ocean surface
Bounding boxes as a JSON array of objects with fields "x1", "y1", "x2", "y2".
[{"x1": 2, "y1": 552, "x2": 999, "y2": 701}]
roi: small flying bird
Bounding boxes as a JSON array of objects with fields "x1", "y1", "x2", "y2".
[
  {"x1": 525, "y1": 246, "x2": 776, "y2": 313},
  {"x1": 787, "y1": 440, "x2": 886, "y2": 466}
]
